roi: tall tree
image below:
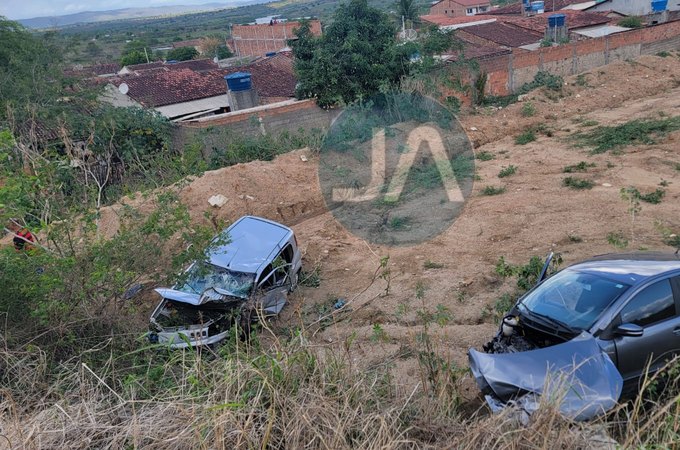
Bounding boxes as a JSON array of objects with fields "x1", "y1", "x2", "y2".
[
  {"x1": 291, "y1": 0, "x2": 413, "y2": 107},
  {"x1": 166, "y1": 46, "x2": 199, "y2": 61},
  {"x1": 396, "y1": 0, "x2": 421, "y2": 24}
]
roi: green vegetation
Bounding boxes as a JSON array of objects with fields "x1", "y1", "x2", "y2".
[
  {"x1": 291, "y1": 2, "x2": 461, "y2": 107},
  {"x1": 481, "y1": 185, "x2": 506, "y2": 195},
  {"x1": 166, "y1": 46, "x2": 199, "y2": 61},
  {"x1": 618, "y1": 16, "x2": 643, "y2": 28},
  {"x1": 572, "y1": 116, "x2": 680, "y2": 154},
  {"x1": 563, "y1": 176, "x2": 595, "y2": 190},
  {"x1": 563, "y1": 161, "x2": 596, "y2": 173},
  {"x1": 493, "y1": 254, "x2": 563, "y2": 321},
  {"x1": 483, "y1": 71, "x2": 564, "y2": 107},
  {"x1": 607, "y1": 231, "x2": 629, "y2": 248},
  {"x1": 475, "y1": 151, "x2": 495, "y2": 161},
  {"x1": 423, "y1": 260, "x2": 445, "y2": 269},
  {"x1": 521, "y1": 102, "x2": 537, "y2": 117},
  {"x1": 515, "y1": 130, "x2": 536, "y2": 145},
  {"x1": 621, "y1": 186, "x2": 666, "y2": 204},
  {"x1": 498, "y1": 165, "x2": 517, "y2": 178}
]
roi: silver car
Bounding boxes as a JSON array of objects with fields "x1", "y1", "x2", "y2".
[{"x1": 148, "y1": 216, "x2": 302, "y2": 348}]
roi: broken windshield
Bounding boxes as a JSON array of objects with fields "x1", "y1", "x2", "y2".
[
  {"x1": 175, "y1": 262, "x2": 255, "y2": 299},
  {"x1": 518, "y1": 270, "x2": 630, "y2": 331}
]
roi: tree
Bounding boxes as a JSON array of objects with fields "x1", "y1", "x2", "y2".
[
  {"x1": 85, "y1": 41, "x2": 103, "y2": 57},
  {"x1": 396, "y1": 0, "x2": 420, "y2": 24},
  {"x1": 120, "y1": 39, "x2": 151, "y2": 66},
  {"x1": 291, "y1": 0, "x2": 413, "y2": 107},
  {"x1": 166, "y1": 46, "x2": 199, "y2": 61}
]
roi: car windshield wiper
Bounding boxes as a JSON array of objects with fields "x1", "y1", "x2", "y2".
[{"x1": 521, "y1": 307, "x2": 578, "y2": 334}]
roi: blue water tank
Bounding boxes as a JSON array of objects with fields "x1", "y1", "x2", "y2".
[
  {"x1": 224, "y1": 72, "x2": 252, "y2": 92},
  {"x1": 548, "y1": 13, "x2": 566, "y2": 27},
  {"x1": 265, "y1": 51, "x2": 277, "y2": 57},
  {"x1": 651, "y1": 0, "x2": 668, "y2": 11},
  {"x1": 531, "y1": 0, "x2": 545, "y2": 12},
  {"x1": 523, "y1": 0, "x2": 531, "y2": 11}
]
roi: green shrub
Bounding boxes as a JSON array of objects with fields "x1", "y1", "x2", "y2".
[
  {"x1": 481, "y1": 185, "x2": 506, "y2": 195},
  {"x1": 521, "y1": 102, "x2": 536, "y2": 117},
  {"x1": 618, "y1": 16, "x2": 643, "y2": 28},
  {"x1": 515, "y1": 130, "x2": 536, "y2": 145},
  {"x1": 498, "y1": 165, "x2": 517, "y2": 178},
  {"x1": 476, "y1": 151, "x2": 495, "y2": 161},
  {"x1": 607, "y1": 231, "x2": 629, "y2": 248},
  {"x1": 571, "y1": 116, "x2": 680, "y2": 154},
  {"x1": 563, "y1": 176, "x2": 595, "y2": 190},
  {"x1": 562, "y1": 161, "x2": 596, "y2": 173}
]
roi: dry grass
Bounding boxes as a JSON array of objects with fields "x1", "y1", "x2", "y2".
[{"x1": 5, "y1": 323, "x2": 680, "y2": 450}]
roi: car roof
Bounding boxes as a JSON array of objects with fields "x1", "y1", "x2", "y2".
[
  {"x1": 207, "y1": 216, "x2": 293, "y2": 274},
  {"x1": 568, "y1": 252, "x2": 680, "y2": 286}
]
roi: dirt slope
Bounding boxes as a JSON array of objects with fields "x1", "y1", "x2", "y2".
[{"x1": 97, "y1": 54, "x2": 680, "y2": 401}]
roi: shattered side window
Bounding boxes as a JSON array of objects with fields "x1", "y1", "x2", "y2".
[{"x1": 175, "y1": 262, "x2": 255, "y2": 299}]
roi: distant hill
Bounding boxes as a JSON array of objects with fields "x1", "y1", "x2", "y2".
[{"x1": 18, "y1": 1, "x2": 270, "y2": 29}]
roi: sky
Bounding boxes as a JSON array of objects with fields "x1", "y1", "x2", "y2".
[{"x1": 1, "y1": 0, "x2": 222, "y2": 20}]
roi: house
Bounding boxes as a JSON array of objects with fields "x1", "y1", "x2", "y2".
[
  {"x1": 102, "y1": 54, "x2": 298, "y2": 121},
  {"x1": 575, "y1": 0, "x2": 680, "y2": 16},
  {"x1": 230, "y1": 20, "x2": 322, "y2": 57},
  {"x1": 429, "y1": 0, "x2": 492, "y2": 17}
]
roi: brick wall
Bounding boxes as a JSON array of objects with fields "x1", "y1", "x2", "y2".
[
  {"x1": 177, "y1": 100, "x2": 338, "y2": 156},
  {"x1": 465, "y1": 19, "x2": 680, "y2": 95},
  {"x1": 231, "y1": 20, "x2": 322, "y2": 57}
]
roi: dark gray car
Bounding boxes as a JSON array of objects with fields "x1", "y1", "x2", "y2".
[{"x1": 470, "y1": 252, "x2": 680, "y2": 418}]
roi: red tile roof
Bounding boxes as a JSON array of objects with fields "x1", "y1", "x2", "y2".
[
  {"x1": 115, "y1": 69, "x2": 225, "y2": 107},
  {"x1": 431, "y1": 0, "x2": 491, "y2": 6},
  {"x1": 124, "y1": 61, "x2": 165, "y2": 72},
  {"x1": 64, "y1": 63, "x2": 121, "y2": 78},
  {"x1": 503, "y1": 10, "x2": 611, "y2": 31},
  {"x1": 217, "y1": 54, "x2": 296, "y2": 99},
  {"x1": 163, "y1": 59, "x2": 218, "y2": 72},
  {"x1": 484, "y1": 0, "x2": 585, "y2": 14},
  {"x1": 112, "y1": 54, "x2": 296, "y2": 107},
  {"x1": 420, "y1": 14, "x2": 497, "y2": 26},
  {"x1": 459, "y1": 21, "x2": 542, "y2": 47}
]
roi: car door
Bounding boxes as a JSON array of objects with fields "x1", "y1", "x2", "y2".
[
  {"x1": 611, "y1": 277, "x2": 680, "y2": 382},
  {"x1": 255, "y1": 262, "x2": 292, "y2": 316}
]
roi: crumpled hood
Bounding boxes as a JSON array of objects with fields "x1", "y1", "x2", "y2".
[
  {"x1": 154, "y1": 287, "x2": 245, "y2": 306},
  {"x1": 468, "y1": 332, "x2": 623, "y2": 421}
]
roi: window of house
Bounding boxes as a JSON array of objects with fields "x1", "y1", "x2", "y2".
[
  {"x1": 466, "y1": 7, "x2": 475, "y2": 15},
  {"x1": 478, "y1": 5, "x2": 488, "y2": 11},
  {"x1": 620, "y1": 279, "x2": 676, "y2": 327}
]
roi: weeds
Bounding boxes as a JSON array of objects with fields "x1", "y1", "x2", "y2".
[
  {"x1": 476, "y1": 151, "x2": 495, "y2": 161},
  {"x1": 563, "y1": 176, "x2": 595, "y2": 190},
  {"x1": 498, "y1": 165, "x2": 518, "y2": 178},
  {"x1": 481, "y1": 185, "x2": 506, "y2": 196},
  {"x1": 563, "y1": 161, "x2": 596, "y2": 173},
  {"x1": 607, "y1": 231, "x2": 629, "y2": 248},
  {"x1": 515, "y1": 130, "x2": 536, "y2": 145},
  {"x1": 300, "y1": 265, "x2": 322, "y2": 288},
  {"x1": 423, "y1": 260, "x2": 444, "y2": 269},
  {"x1": 572, "y1": 116, "x2": 680, "y2": 154},
  {"x1": 521, "y1": 102, "x2": 537, "y2": 117}
]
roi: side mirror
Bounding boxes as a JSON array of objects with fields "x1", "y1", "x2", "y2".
[{"x1": 614, "y1": 322, "x2": 644, "y2": 337}]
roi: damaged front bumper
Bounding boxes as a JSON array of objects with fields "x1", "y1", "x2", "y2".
[{"x1": 469, "y1": 332, "x2": 622, "y2": 421}]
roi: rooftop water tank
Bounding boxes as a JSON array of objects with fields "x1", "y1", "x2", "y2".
[
  {"x1": 224, "y1": 72, "x2": 252, "y2": 92},
  {"x1": 548, "y1": 13, "x2": 566, "y2": 27},
  {"x1": 523, "y1": 0, "x2": 531, "y2": 11},
  {"x1": 651, "y1": 0, "x2": 668, "y2": 11},
  {"x1": 265, "y1": 51, "x2": 277, "y2": 57},
  {"x1": 531, "y1": 1, "x2": 545, "y2": 12}
]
